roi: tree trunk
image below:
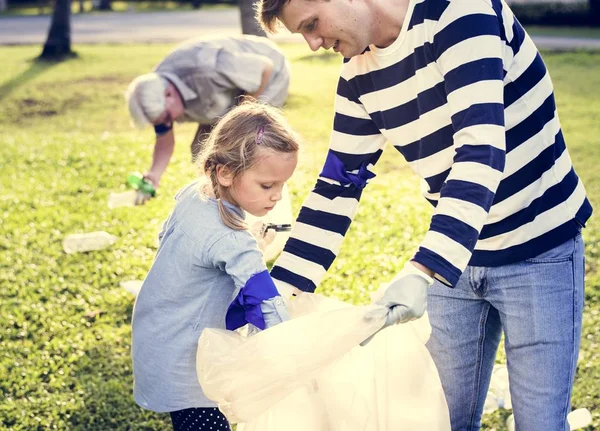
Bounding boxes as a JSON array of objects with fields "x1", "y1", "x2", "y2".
[
  {"x1": 0, "y1": 0, "x2": 8, "y2": 13},
  {"x1": 39, "y1": 0, "x2": 75, "y2": 60},
  {"x1": 591, "y1": 0, "x2": 600, "y2": 25},
  {"x1": 95, "y1": 0, "x2": 111, "y2": 10},
  {"x1": 239, "y1": 0, "x2": 267, "y2": 37},
  {"x1": 78, "y1": 0, "x2": 84, "y2": 13}
]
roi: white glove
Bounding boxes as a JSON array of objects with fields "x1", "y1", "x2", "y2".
[{"x1": 362, "y1": 262, "x2": 434, "y2": 345}]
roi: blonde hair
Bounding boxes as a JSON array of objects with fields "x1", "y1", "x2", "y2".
[
  {"x1": 124, "y1": 73, "x2": 169, "y2": 128},
  {"x1": 197, "y1": 100, "x2": 300, "y2": 230}
]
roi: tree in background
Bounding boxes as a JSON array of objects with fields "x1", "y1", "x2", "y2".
[
  {"x1": 39, "y1": 0, "x2": 76, "y2": 60},
  {"x1": 0, "y1": 0, "x2": 7, "y2": 13},
  {"x1": 239, "y1": 0, "x2": 266, "y2": 37},
  {"x1": 591, "y1": 0, "x2": 600, "y2": 25},
  {"x1": 94, "y1": 0, "x2": 111, "y2": 11}
]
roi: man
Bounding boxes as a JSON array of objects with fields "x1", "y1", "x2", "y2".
[
  {"x1": 257, "y1": 0, "x2": 591, "y2": 430},
  {"x1": 125, "y1": 35, "x2": 291, "y2": 191}
]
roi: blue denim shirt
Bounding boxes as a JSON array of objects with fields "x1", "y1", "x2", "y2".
[{"x1": 131, "y1": 182, "x2": 267, "y2": 412}]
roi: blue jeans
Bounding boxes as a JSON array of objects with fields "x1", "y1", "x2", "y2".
[{"x1": 426, "y1": 234, "x2": 585, "y2": 431}]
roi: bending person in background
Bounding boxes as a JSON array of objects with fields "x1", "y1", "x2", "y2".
[{"x1": 125, "y1": 35, "x2": 291, "y2": 194}]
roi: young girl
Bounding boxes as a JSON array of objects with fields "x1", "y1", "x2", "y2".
[{"x1": 131, "y1": 101, "x2": 300, "y2": 430}]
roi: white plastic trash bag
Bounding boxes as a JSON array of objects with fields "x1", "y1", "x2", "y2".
[{"x1": 197, "y1": 294, "x2": 450, "y2": 430}]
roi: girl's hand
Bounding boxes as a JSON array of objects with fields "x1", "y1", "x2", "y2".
[
  {"x1": 246, "y1": 296, "x2": 290, "y2": 335},
  {"x1": 260, "y1": 296, "x2": 290, "y2": 329},
  {"x1": 250, "y1": 221, "x2": 277, "y2": 253}
]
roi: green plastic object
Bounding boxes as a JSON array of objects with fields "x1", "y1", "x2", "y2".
[{"x1": 127, "y1": 172, "x2": 156, "y2": 197}]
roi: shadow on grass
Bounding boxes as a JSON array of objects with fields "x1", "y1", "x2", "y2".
[{"x1": 0, "y1": 54, "x2": 78, "y2": 101}]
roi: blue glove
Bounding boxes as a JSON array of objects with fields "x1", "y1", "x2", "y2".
[
  {"x1": 361, "y1": 262, "x2": 434, "y2": 346},
  {"x1": 260, "y1": 296, "x2": 290, "y2": 329},
  {"x1": 226, "y1": 270, "x2": 290, "y2": 331}
]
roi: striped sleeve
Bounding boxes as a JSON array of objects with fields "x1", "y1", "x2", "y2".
[
  {"x1": 412, "y1": 0, "x2": 507, "y2": 286},
  {"x1": 270, "y1": 76, "x2": 387, "y2": 293}
]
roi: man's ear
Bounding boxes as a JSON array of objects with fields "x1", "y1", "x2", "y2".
[{"x1": 215, "y1": 164, "x2": 233, "y2": 188}]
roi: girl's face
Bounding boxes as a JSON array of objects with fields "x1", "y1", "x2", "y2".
[{"x1": 219, "y1": 147, "x2": 298, "y2": 217}]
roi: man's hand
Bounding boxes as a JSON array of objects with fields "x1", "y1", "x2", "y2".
[
  {"x1": 143, "y1": 172, "x2": 160, "y2": 189},
  {"x1": 134, "y1": 191, "x2": 153, "y2": 206},
  {"x1": 133, "y1": 173, "x2": 158, "y2": 206},
  {"x1": 377, "y1": 273, "x2": 430, "y2": 324},
  {"x1": 361, "y1": 262, "x2": 434, "y2": 345}
]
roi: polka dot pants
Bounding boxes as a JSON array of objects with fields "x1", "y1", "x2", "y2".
[{"x1": 170, "y1": 407, "x2": 231, "y2": 431}]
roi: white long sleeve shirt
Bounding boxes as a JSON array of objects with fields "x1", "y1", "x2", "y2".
[{"x1": 272, "y1": 0, "x2": 591, "y2": 290}]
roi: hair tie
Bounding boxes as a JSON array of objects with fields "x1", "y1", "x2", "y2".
[{"x1": 255, "y1": 126, "x2": 265, "y2": 145}]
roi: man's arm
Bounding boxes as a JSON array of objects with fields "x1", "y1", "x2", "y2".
[
  {"x1": 411, "y1": 0, "x2": 507, "y2": 286},
  {"x1": 145, "y1": 128, "x2": 175, "y2": 187},
  {"x1": 247, "y1": 59, "x2": 274, "y2": 100},
  {"x1": 271, "y1": 76, "x2": 387, "y2": 294}
]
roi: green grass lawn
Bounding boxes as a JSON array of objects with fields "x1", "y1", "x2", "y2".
[{"x1": 0, "y1": 44, "x2": 599, "y2": 430}]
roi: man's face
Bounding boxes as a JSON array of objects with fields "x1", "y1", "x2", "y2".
[
  {"x1": 152, "y1": 83, "x2": 184, "y2": 126},
  {"x1": 280, "y1": 0, "x2": 370, "y2": 58}
]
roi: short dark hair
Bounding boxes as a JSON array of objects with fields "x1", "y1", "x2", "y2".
[{"x1": 256, "y1": 0, "x2": 292, "y2": 33}]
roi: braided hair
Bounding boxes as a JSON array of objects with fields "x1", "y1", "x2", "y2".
[{"x1": 196, "y1": 100, "x2": 300, "y2": 230}]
